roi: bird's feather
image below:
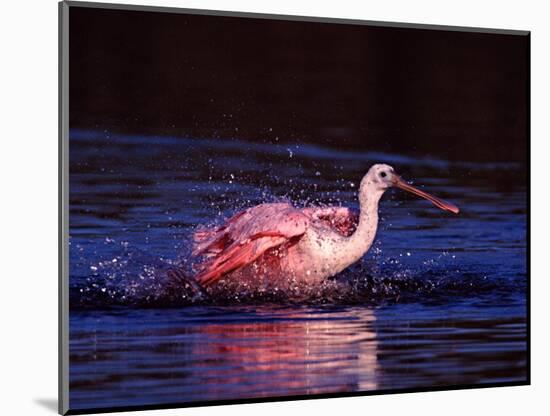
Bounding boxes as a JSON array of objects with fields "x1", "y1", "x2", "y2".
[{"x1": 192, "y1": 203, "x2": 309, "y2": 286}]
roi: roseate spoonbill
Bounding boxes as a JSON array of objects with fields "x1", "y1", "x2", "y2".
[{"x1": 192, "y1": 164, "x2": 459, "y2": 287}]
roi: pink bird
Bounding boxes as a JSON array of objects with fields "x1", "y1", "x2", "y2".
[{"x1": 191, "y1": 164, "x2": 459, "y2": 289}]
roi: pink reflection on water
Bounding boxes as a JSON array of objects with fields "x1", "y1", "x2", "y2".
[{"x1": 192, "y1": 309, "x2": 379, "y2": 397}]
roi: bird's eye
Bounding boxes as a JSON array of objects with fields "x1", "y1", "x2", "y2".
[{"x1": 380, "y1": 171, "x2": 387, "y2": 178}]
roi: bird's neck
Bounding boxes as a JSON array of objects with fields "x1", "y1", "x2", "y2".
[{"x1": 339, "y1": 188, "x2": 382, "y2": 267}]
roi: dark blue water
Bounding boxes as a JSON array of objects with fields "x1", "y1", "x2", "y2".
[{"x1": 69, "y1": 130, "x2": 527, "y2": 411}]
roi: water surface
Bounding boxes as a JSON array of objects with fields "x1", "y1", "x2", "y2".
[{"x1": 69, "y1": 130, "x2": 527, "y2": 410}]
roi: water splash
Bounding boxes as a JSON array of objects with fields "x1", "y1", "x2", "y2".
[
  {"x1": 70, "y1": 234, "x2": 523, "y2": 310},
  {"x1": 69, "y1": 130, "x2": 527, "y2": 311}
]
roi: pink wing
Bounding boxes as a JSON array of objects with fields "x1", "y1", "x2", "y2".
[
  {"x1": 302, "y1": 206, "x2": 359, "y2": 237},
  {"x1": 192, "y1": 203, "x2": 309, "y2": 286}
]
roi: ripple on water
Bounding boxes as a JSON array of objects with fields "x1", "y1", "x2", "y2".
[{"x1": 68, "y1": 130, "x2": 527, "y2": 409}]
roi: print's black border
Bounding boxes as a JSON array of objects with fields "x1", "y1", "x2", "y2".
[{"x1": 58, "y1": 1, "x2": 531, "y2": 415}]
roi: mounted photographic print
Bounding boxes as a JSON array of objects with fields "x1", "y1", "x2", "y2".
[{"x1": 59, "y1": 1, "x2": 530, "y2": 414}]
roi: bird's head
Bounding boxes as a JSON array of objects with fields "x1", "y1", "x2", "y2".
[{"x1": 361, "y1": 163, "x2": 459, "y2": 214}]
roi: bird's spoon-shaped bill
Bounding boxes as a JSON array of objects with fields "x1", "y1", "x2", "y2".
[{"x1": 394, "y1": 177, "x2": 460, "y2": 214}]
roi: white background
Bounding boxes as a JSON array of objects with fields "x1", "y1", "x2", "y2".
[{"x1": 1, "y1": 0, "x2": 547, "y2": 415}]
